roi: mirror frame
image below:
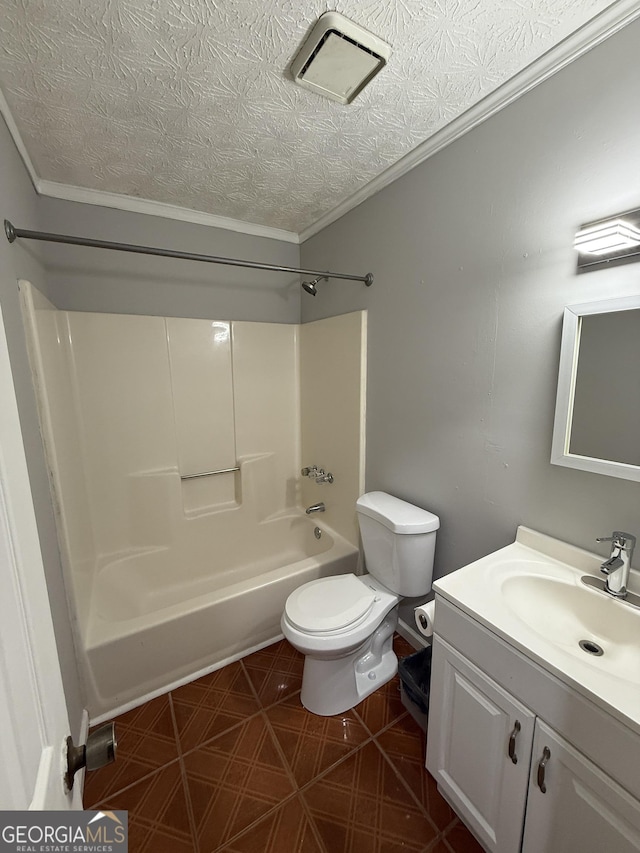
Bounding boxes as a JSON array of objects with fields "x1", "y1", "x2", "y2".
[{"x1": 551, "y1": 294, "x2": 640, "y2": 482}]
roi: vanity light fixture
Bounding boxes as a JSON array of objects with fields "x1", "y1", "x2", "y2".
[
  {"x1": 575, "y1": 208, "x2": 640, "y2": 271},
  {"x1": 575, "y1": 219, "x2": 640, "y2": 254}
]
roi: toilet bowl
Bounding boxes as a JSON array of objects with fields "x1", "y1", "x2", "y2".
[
  {"x1": 281, "y1": 574, "x2": 399, "y2": 715},
  {"x1": 282, "y1": 491, "x2": 439, "y2": 716}
]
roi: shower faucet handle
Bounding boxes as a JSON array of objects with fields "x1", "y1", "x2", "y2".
[{"x1": 302, "y1": 466, "x2": 334, "y2": 484}]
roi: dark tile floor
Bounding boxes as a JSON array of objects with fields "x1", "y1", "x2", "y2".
[{"x1": 84, "y1": 635, "x2": 483, "y2": 853}]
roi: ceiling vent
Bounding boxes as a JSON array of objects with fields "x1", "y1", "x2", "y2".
[{"x1": 290, "y1": 12, "x2": 391, "y2": 105}]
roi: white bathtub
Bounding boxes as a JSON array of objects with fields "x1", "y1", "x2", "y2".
[{"x1": 84, "y1": 513, "x2": 358, "y2": 720}]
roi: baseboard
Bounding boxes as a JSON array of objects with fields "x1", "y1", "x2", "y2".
[{"x1": 397, "y1": 618, "x2": 430, "y2": 651}]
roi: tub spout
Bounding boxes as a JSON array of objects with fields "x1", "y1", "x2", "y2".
[{"x1": 306, "y1": 502, "x2": 325, "y2": 514}]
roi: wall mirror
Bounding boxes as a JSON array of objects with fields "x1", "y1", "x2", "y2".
[{"x1": 551, "y1": 295, "x2": 640, "y2": 482}]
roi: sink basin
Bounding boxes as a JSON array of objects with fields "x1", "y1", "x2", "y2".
[
  {"x1": 501, "y1": 574, "x2": 640, "y2": 683},
  {"x1": 432, "y1": 525, "x2": 640, "y2": 729}
]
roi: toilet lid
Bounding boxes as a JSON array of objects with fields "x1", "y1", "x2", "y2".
[{"x1": 285, "y1": 574, "x2": 376, "y2": 634}]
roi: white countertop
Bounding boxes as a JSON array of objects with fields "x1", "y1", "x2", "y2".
[{"x1": 433, "y1": 526, "x2": 640, "y2": 734}]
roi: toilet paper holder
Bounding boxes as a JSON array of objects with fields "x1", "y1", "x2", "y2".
[{"x1": 414, "y1": 600, "x2": 435, "y2": 638}]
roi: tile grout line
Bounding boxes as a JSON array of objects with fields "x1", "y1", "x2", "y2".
[
  {"x1": 414, "y1": 816, "x2": 462, "y2": 853},
  {"x1": 294, "y1": 748, "x2": 374, "y2": 853},
  {"x1": 442, "y1": 831, "x2": 460, "y2": 853},
  {"x1": 427, "y1": 811, "x2": 460, "y2": 851},
  {"x1": 168, "y1": 691, "x2": 201, "y2": 853},
  {"x1": 293, "y1": 735, "x2": 374, "y2": 797},
  {"x1": 372, "y1": 734, "x2": 442, "y2": 838},
  {"x1": 296, "y1": 793, "x2": 331, "y2": 853},
  {"x1": 441, "y1": 817, "x2": 476, "y2": 853},
  {"x1": 354, "y1": 703, "x2": 411, "y2": 739},
  {"x1": 207, "y1": 790, "x2": 302, "y2": 852},
  {"x1": 260, "y1": 708, "x2": 299, "y2": 791},
  {"x1": 191, "y1": 708, "x2": 277, "y2": 850},
  {"x1": 239, "y1": 657, "x2": 261, "y2": 703},
  {"x1": 200, "y1": 705, "x2": 302, "y2": 852},
  {"x1": 204, "y1": 695, "x2": 334, "y2": 852},
  {"x1": 258, "y1": 703, "x2": 331, "y2": 853},
  {"x1": 87, "y1": 755, "x2": 183, "y2": 809},
  {"x1": 177, "y1": 706, "x2": 264, "y2": 760},
  {"x1": 422, "y1": 832, "x2": 448, "y2": 853},
  {"x1": 167, "y1": 691, "x2": 182, "y2": 758}
]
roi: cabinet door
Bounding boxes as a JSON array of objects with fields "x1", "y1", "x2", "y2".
[
  {"x1": 523, "y1": 720, "x2": 640, "y2": 853},
  {"x1": 426, "y1": 636, "x2": 535, "y2": 853}
]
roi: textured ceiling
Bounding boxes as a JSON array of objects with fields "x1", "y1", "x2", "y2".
[{"x1": 0, "y1": 0, "x2": 618, "y2": 234}]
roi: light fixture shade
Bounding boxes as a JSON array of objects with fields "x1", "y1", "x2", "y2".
[
  {"x1": 574, "y1": 218, "x2": 640, "y2": 255},
  {"x1": 290, "y1": 12, "x2": 391, "y2": 105}
]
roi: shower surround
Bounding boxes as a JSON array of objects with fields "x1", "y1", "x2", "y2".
[{"x1": 21, "y1": 282, "x2": 366, "y2": 719}]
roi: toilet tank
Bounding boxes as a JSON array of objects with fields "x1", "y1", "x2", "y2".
[{"x1": 356, "y1": 492, "x2": 440, "y2": 597}]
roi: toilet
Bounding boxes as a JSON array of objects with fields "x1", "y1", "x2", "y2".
[{"x1": 281, "y1": 491, "x2": 440, "y2": 716}]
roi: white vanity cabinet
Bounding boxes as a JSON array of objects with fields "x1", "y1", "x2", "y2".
[
  {"x1": 522, "y1": 721, "x2": 640, "y2": 853},
  {"x1": 427, "y1": 636, "x2": 535, "y2": 852},
  {"x1": 426, "y1": 597, "x2": 640, "y2": 853}
]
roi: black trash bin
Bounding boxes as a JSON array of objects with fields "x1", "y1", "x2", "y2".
[{"x1": 398, "y1": 645, "x2": 433, "y2": 731}]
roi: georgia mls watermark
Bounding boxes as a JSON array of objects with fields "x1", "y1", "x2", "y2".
[{"x1": 0, "y1": 811, "x2": 128, "y2": 853}]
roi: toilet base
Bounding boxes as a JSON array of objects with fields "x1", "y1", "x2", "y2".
[{"x1": 300, "y1": 610, "x2": 398, "y2": 716}]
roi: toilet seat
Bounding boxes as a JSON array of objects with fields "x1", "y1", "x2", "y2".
[{"x1": 285, "y1": 574, "x2": 376, "y2": 634}]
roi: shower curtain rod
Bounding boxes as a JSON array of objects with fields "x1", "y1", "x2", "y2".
[{"x1": 4, "y1": 220, "x2": 374, "y2": 287}]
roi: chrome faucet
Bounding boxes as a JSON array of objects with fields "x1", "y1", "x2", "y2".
[
  {"x1": 301, "y1": 466, "x2": 334, "y2": 485},
  {"x1": 596, "y1": 531, "x2": 636, "y2": 599},
  {"x1": 306, "y1": 502, "x2": 325, "y2": 515}
]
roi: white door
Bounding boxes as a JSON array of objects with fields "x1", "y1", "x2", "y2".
[
  {"x1": 426, "y1": 636, "x2": 535, "y2": 853},
  {"x1": 0, "y1": 304, "x2": 80, "y2": 810},
  {"x1": 523, "y1": 720, "x2": 640, "y2": 853}
]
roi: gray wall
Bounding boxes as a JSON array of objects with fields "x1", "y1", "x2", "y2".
[
  {"x1": 0, "y1": 117, "x2": 84, "y2": 734},
  {"x1": 40, "y1": 198, "x2": 301, "y2": 323},
  {"x1": 301, "y1": 20, "x2": 640, "y2": 581}
]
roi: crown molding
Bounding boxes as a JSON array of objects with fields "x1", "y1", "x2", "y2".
[
  {"x1": 36, "y1": 181, "x2": 300, "y2": 243},
  {"x1": 0, "y1": 88, "x2": 39, "y2": 191},
  {"x1": 299, "y1": 0, "x2": 640, "y2": 243},
  {"x1": 1, "y1": 83, "x2": 298, "y2": 244}
]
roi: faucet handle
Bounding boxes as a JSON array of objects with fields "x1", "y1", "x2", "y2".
[
  {"x1": 597, "y1": 531, "x2": 636, "y2": 549},
  {"x1": 600, "y1": 557, "x2": 624, "y2": 575},
  {"x1": 597, "y1": 533, "x2": 624, "y2": 547}
]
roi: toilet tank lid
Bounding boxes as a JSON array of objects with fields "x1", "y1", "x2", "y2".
[{"x1": 356, "y1": 491, "x2": 440, "y2": 534}]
